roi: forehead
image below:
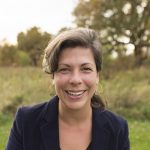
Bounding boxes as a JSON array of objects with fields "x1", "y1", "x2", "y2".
[{"x1": 58, "y1": 47, "x2": 95, "y2": 65}]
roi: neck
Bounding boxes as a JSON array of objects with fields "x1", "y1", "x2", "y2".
[{"x1": 58, "y1": 101, "x2": 92, "y2": 125}]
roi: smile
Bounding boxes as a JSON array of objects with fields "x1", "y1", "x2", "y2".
[{"x1": 65, "y1": 90, "x2": 86, "y2": 96}]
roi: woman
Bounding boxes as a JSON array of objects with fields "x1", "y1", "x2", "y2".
[{"x1": 6, "y1": 28, "x2": 130, "y2": 150}]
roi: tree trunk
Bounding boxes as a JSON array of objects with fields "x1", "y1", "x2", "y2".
[{"x1": 134, "y1": 47, "x2": 143, "y2": 67}]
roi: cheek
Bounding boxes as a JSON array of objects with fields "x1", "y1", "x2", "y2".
[
  {"x1": 83, "y1": 75, "x2": 97, "y2": 87},
  {"x1": 54, "y1": 80, "x2": 64, "y2": 95},
  {"x1": 54, "y1": 75, "x2": 68, "y2": 89}
]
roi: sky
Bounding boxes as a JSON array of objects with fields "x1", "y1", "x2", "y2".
[{"x1": 0, "y1": 0, "x2": 78, "y2": 44}]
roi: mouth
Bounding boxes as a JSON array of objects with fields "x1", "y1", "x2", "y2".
[{"x1": 65, "y1": 90, "x2": 86, "y2": 97}]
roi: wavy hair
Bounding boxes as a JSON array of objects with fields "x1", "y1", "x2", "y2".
[{"x1": 42, "y1": 28, "x2": 105, "y2": 110}]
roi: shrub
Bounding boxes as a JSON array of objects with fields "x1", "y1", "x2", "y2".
[{"x1": 16, "y1": 51, "x2": 31, "y2": 66}]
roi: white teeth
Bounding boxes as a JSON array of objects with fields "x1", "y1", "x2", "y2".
[{"x1": 67, "y1": 91, "x2": 85, "y2": 96}]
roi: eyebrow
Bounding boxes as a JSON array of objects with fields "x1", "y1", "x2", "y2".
[
  {"x1": 58, "y1": 64, "x2": 71, "y2": 67},
  {"x1": 81, "y1": 63, "x2": 94, "y2": 66},
  {"x1": 58, "y1": 63, "x2": 94, "y2": 67}
]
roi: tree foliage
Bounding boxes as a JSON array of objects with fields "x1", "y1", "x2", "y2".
[
  {"x1": 17, "y1": 27, "x2": 51, "y2": 66},
  {"x1": 0, "y1": 44, "x2": 18, "y2": 66},
  {"x1": 73, "y1": 0, "x2": 150, "y2": 66}
]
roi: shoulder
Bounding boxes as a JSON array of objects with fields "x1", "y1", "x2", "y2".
[
  {"x1": 15, "y1": 96, "x2": 58, "y2": 125},
  {"x1": 93, "y1": 108, "x2": 130, "y2": 148},
  {"x1": 6, "y1": 97, "x2": 59, "y2": 149},
  {"x1": 101, "y1": 110, "x2": 130, "y2": 148},
  {"x1": 93, "y1": 108, "x2": 128, "y2": 133},
  {"x1": 102, "y1": 109, "x2": 128, "y2": 128},
  {"x1": 18, "y1": 101, "x2": 48, "y2": 116}
]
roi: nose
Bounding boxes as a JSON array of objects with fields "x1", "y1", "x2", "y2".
[{"x1": 69, "y1": 70, "x2": 82, "y2": 85}]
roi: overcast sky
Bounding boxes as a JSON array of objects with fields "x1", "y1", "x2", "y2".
[{"x1": 0, "y1": 0, "x2": 77, "y2": 44}]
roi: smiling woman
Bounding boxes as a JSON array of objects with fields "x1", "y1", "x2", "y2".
[
  {"x1": 54, "y1": 47, "x2": 99, "y2": 111},
  {"x1": 6, "y1": 28, "x2": 130, "y2": 150}
]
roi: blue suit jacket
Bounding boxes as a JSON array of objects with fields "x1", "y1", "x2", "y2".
[{"x1": 6, "y1": 96, "x2": 130, "y2": 150}]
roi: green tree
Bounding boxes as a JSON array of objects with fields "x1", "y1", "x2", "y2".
[
  {"x1": 0, "y1": 44, "x2": 18, "y2": 66},
  {"x1": 17, "y1": 27, "x2": 51, "y2": 66},
  {"x1": 73, "y1": 0, "x2": 150, "y2": 66}
]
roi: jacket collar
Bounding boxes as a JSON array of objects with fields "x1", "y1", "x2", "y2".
[
  {"x1": 40, "y1": 96, "x2": 111, "y2": 150},
  {"x1": 40, "y1": 96, "x2": 60, "y2": 150},
  {"x1": 92, "y1": 108, "x2": 111, "y2": 150}
]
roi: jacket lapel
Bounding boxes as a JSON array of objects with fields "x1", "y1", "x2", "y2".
[
  {"x1": 92, "y1": 108, "x2": 111, "y2": 150},
  {"x1": 39, "y1": 97, "x2": 111, "y2": 150},
  {"x1": 40, "y1": 96, "x2": 60, "y2": 150}
]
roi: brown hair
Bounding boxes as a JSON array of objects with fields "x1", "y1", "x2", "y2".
[{"x1": 43, "y1": 28, "x2": 105, "y2": 110}]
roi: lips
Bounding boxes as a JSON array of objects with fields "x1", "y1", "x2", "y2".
[{"x1": 65, "y1": 90, "x2": 86, "y2": 96}]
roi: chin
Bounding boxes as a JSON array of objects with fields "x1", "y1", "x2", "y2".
[{"x1": 64, "y1": 100, "x2": 90, "y2": 111}]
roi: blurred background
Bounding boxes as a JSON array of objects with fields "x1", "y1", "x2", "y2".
[{"x1": 0, "y1": 0, "x2": 150, "y2": 149}]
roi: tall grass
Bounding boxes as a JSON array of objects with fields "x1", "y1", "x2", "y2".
[
  {"x1": 100, "y1": 67, "x2": 150, "y2": 120},
  {"x1": 0, "y1": 67, "x2": 54, "y2": 113}
]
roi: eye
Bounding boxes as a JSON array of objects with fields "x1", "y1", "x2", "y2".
[
  {"x1": 82, "y1": 67, "x2": 93, "y2": 72},
  {"x1": 58, "y1": 68, "x2": 70, "y2": 74}
]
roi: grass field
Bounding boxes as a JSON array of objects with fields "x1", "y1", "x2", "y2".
[
  {"x1": 0, "y1": 66, "x2": 150, "y2": 149},
  {"x1": 0, "y1": 113, "x2": 13, "y2": 150},
  {"x1": 129, "y1": 120, "x2": 150, "y2": 150}
]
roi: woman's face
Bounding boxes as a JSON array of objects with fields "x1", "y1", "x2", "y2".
[{"x1": 53, "y1": 47, "x2": 99, "y2": 111}]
